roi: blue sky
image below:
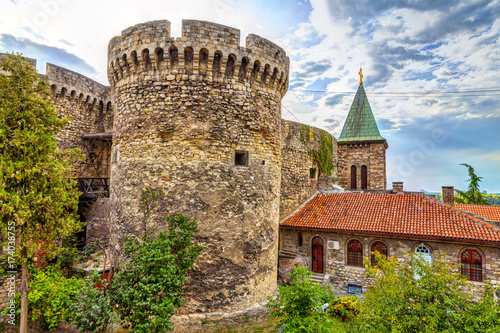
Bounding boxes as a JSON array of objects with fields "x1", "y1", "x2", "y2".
[{"x1": 1, "y1": 0, "x2": 499, "y2": 192}]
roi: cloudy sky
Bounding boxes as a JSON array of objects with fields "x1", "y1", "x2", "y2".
[{"x1": 1, "y1": 0, "x2": 499, "y2": 193}]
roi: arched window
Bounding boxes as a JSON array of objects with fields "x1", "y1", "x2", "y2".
[
  {"x1": 361, "y1": 165, "x2": 368, "y2": 190},
  {"x1": 298, "y1": 232, "x2": 303, "y2": 247},
  {"x1": 370, "y1": 241, "x2": 388, "y2": 266},
  {"x1": 347, "y1": 240, "x2": 363, "y2": 267},
  {"x1": 351, "y1": 165, "x2": 357, "y2": 189},
  {"x1": 461, "y1": 249, "x2": 482, "y2": 282},
  {"x1": 414, "y1": 244, "x2": 432, "y2": 279},
  {"x1": 225, "y1": 54, "x2": 236, "y2": 78}
]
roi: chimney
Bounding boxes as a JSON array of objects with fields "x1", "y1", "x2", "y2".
[
  {"x1": 442, "y1": 186, "x2": 455, "y2": 207},
  {"x1": 392, "y1": 182, "x2": 404, "y2": 193}
]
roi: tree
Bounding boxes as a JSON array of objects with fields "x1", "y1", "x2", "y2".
[
  {"x1": 110, "y1": 214, "x2": 203, "y2": 332},
  {"x1": 267, "y1": 265, "x2": 336, "y2": 333},
  {"x1": 358, "y1": 252, "x2": 500, "y2": 332},
  {"x1": 0, "y1": 54, "x2": 83, "y2": 332},
  {"x1": 455, "y1": 163, "x2": 490, "y2": 205}
]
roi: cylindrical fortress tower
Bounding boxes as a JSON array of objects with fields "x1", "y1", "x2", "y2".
[{"x1": 107, "y1": 20, "x2": 289, "y2": 316}]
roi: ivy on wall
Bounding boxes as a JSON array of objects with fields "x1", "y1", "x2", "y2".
[{"x1": 299, "y1": 125, "x2": 334, "y2": 177}]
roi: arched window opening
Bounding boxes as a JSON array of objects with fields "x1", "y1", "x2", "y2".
[
  {"x1": 361, "y1": 165, "x2": 368, "y2": 190},
  {"x1": 212, "y1": 51, "x2": 222, "y2": 76},
  {"x1": 155, "y1": 48, "x2": 164, "y2": 70},
  {"x1": 60, "y1": 87, "x2": 67, "y2": 100},
  {"x1": 115, "y1": 57, "x2": 123, "y2": 77},
  {"x1": 461, "y1": 249, "x2": 482, "y2": 282},
  {"x1": 70, "y1": 90, "x2": 76, "y2": 102},
  {"x1": 347, "y1": 240, "x2": 363, "y2": 267},
  {"x1": 250, "y1": 60, "x2": 260, "y2": 82},
  {"x1": 270, "y1": 68, "x2": 278, "y2": 86},
  {"x1": 238, "y1": 57, "x2": 249, "y2": 81},
  {"x1": 370, "y1": 241, "x2": 388, "y2": 266},
  {"x1": 199, "y1": 48, "x2": 209, "y2": 74},
  {"x1": 121, "y1": 54, "x2": 130, "y2": 74},
  {"x1": 131, "y1": 51, "x2": 139, "y2": 71},
  {"x1": 225, "y1": 54, "x2": 236, "y2": 78},
  {"x1": 351, "y1": 165, "x2": 357, "y2": 189},
  {"x1": 184, "y1": 47, "x2": 194, "y2": 74},
  {"x1": 142, "y1": 49, "x2": 152, "y2": 71},
  {"x1": 50, "y1": 84, "x2": 57, "y2": 99},
  {"x1": 298, "y1": 232, "x2": 303, "y2": 247},
  {"x1": 169, "y1": 46, "x2": 179, "y2": 70},
  {"x1": 261, "y1": 64, "x2": 270, "y2": 84},
  {"x1": 98, "y1": 101, "x2": 104, "y2": 132},
  {"x1": 414, "y1": 244, "x2": 432, "y2": 278}
]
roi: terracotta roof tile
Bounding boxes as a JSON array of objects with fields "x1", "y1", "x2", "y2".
[
  {"x1": 281, "y1": 193, "x2": 500, "y2": 244},
  {"x1": 456, "y1": 204, "x2": 500, "y2": 222}
]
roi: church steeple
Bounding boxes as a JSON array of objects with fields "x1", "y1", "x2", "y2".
[
  {"x1": 338, "y1": 74, "x2": 385, "y2": 143},
  {"x1": 336, "y1": 70, "x2": 388, "y2": 191}
]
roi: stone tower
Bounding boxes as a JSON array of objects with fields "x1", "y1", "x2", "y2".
[
  {"x1": 107, "y1": 20, "x2": 289, "y2": 315},
  {"x1": 337, "y1": 73, "x2": 387, "y2": 190}
]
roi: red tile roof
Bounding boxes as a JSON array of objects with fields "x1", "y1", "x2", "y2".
[
  {"x1": 281, "y1": 193, "x2": 500, "y2": 245},
  {"x1": 456, "y1": 204, "x2": 500, "y2": 222}
]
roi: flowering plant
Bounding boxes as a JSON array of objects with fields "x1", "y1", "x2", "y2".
[{"x1": 328, "y1": 295, "x2": 360, "y2": 319}]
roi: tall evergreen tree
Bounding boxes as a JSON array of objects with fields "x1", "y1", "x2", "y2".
[
  {"x1": 0, "y1": 54, "x2": 83, "y2": 333},
  {"x1": 455, "y1": 163, "x2": 490, "y2": 205}
]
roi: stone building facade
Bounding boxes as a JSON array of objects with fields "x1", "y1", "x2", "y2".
[{"x1": 280, "y1": 191, "x2": 500, "y2": 294}]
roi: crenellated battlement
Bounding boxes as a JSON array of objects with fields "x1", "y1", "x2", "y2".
[
  {"x1": 107, "y1": 19, "x2": 289, "y2": 97},
  {"x1": 45, "y1": 63, "x2": 112, "y2": 108}
]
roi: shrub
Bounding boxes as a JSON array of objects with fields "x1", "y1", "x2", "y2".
[
  {"x1": 67, "y1": 270, "x2": 119, "y2": 333},
  {"x1": 328, "y1": 295, "x2": 360, "y2": 319},
  {"x1": 267, "y1": 265, "x2": 336, "y2": 332},
  {"x1": 2, "y1": 268, "x2": 85, "y2": 331}
]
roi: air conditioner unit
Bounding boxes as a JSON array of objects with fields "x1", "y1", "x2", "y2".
[{"x1": 327, "y1": 241, "x2": 339, "y2": 250}]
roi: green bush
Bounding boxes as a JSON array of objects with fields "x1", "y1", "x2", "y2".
[
  {"x1": 2, "y1": 268, "x2": 85, "y2": 331},
  {"x1": 67, "y1": 270, "x2": 119, "y2": 333},
  {"x1": 267, "y1": 265, "x2": 336, "y2": 332},
  {"x1": 359, "y1": 252, "x2": 500, "y2": 332}
]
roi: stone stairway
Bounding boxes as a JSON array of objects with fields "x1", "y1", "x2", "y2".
[{"x1": 310, "y1": 272, "x2": 325, "y2": 284}]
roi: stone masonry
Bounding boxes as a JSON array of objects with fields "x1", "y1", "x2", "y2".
[
  {"x1": 107, "y1": 19, "x2": 289, "y2": 316},
  {"x1": 337, "y1": 141, "x2": 387, "y2": 190},
  {"x1": 281, "y1": 229, "x2": 500, "y2": 293}
]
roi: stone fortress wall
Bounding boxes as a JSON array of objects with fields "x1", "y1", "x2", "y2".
[
  {"x1": 280, "y1": 120, "x2": 337, "y2": 221},
  {"x1": 107, "y1": 19, "x2": 290, "y2": 315},
  {"x1": 0, "y1": 19, "x2": 337, "y2": 318}
]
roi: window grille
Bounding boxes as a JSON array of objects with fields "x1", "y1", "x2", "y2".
[
  {"x1": 461, "y1": 249, "x2": 482, "y2": 282},
  {"x1": 347, "y1": 240, "x2": 363, "y2": 267},
  {"x1": 370, "y1": 241, "x2": 388, "y2": 266}
]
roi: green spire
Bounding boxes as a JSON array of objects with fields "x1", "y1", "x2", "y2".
[{"x1": 338, "y1": 83, "x2": 385, "y2": 142}]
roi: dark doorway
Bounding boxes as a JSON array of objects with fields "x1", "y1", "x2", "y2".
[{"x1": 312, "y1": 236, "x2": 324, "y2": 273}]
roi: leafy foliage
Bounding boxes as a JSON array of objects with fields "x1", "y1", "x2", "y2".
[
  {"x1": 455, "y1": 163, "x2": 490, "y2": 205},
  {"x1": 359, "y1": 252, "x2": 500, "y2": 332},
  {"x1": 111, "y1": 214, "x2": 204, "y2": 332},
  {"x1": 267, "y1": 265, "x2": 336, "y2": 332},
  {"x1": 1, "y1": 268, "x2": 85, "y2": 331},
  {"x1": 68, "y1": 270, "x2": 119, "y2": 333},
  {"x1": 299, "y1": 126, "x2": 335, "y2": 177},
  {"x1": 0, "y1": 53, "x2": 83, "y2": 332}
]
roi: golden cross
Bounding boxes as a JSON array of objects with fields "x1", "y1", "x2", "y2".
[{"x1": 359, "y1": 68, "x2": 363, "y2": 85}]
